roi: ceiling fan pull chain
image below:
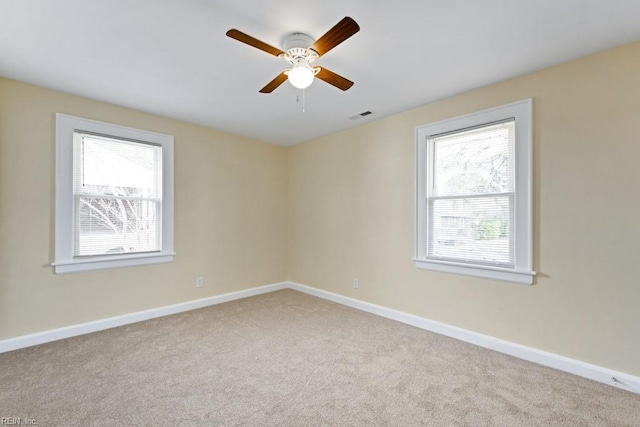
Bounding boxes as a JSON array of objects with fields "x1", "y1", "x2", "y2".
[{"x1": 295, "y1": 92, "x2": 304, "y2": 113}]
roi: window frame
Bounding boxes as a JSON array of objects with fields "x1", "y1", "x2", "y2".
[
  {"x1": 414, "y1": 99, "x2": 535, "y2": 285},
  {"x1": 54, "y1": 114, "x2": 175, "y2": 274}
]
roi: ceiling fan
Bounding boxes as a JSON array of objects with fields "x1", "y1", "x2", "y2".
[{"x1": 226, "y1": 17, "x2": 360, "y2": 93}]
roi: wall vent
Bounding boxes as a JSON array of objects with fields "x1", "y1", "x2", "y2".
[{"x1": 348, "y1": 110, "x2": 374, "y2": 121}]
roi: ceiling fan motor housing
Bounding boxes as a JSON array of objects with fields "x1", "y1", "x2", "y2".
[
  {"x1": 282, "y1": 33, "x2": 315, "y2": 52},
  {"x1": 280, "y1": 32, "x2": 319, "y2": 79}
]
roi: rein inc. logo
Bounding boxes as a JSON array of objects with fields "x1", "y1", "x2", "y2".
[{"x1": 1, "y1": 418, "x2": 37, "y2": 425}]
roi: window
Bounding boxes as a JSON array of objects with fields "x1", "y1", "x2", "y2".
[
  {"x1": 415, "y1": 99, "x2": 534, "y2": 284},
  {"x1": 54, "y1": 114, "x2": 174, "y2": 273}
]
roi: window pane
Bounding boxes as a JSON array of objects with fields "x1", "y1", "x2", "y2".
[
  {"x1": 433, "y1": 121, "x2": 514, "y2": 197},
  {"x1": 428, "y1": 195, "x2": 514, "y2": 267},
  {"x1": 76, "y1": 197, "x2": 160, "y2": 256},
  {"x1": 77, "y1": 135, "x2": 161, "y2": 198}
]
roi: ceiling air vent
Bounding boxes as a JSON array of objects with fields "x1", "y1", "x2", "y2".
[{"x1": 348, "y1": 110, "x2": 374, "y2": 121}]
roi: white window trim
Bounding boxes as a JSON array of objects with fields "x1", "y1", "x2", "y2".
[
  {"x1": 414, "y1": 99, "x2": 535, "y2": 285},
  {"x1": 54, "y1": 114, "x2": 175, "y2": 274}
]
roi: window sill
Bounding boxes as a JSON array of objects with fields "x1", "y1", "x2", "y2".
[
  {"x1": 53, "y1": 252, "x2": 176, "y2": 274},
  {"x1": 413, "y1": 258, "x2": 535, "y2": 285}
]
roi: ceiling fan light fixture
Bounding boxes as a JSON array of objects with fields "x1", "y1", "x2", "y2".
[{"x1": 287, "y1": 62, "x2": 315, "y2": 89}]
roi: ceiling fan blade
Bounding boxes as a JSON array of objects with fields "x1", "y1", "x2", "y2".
[
  {"x1": 259, "y1": 72, "x2": 288, "y2": 93},
  {"x1": 309, "y1": 17, "x2": 360, "y2": 56},
  {"x1": 226, "y1": 29, "x2": 285, "y2": 57},
  {"x1": 315, "y1": 67, "x2": 354, "y2": 91}
]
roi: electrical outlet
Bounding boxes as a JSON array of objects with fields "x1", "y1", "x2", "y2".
[
  {"x1": 196, "y1": 277, "x2": 204, "y2": 288},
  {"x1": 353, "y1": 278, "x2": 359, "y2": 289}
]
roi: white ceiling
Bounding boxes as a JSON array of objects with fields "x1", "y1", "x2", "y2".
[{"x1": 1, "y1": 1, "x2": 639, "y2": 146}]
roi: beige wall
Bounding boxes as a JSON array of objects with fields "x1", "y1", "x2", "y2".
[
  {"x1": 0, "y1": 78, "x2": 288, "y2": 339},
  {"x1": 288, "y1": 41, "x2": 640, "y2": 376}
]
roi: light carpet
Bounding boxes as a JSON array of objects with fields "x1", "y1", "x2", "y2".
[{"x1": 1, "y1": 289, "x2": 639, "y2": 426}]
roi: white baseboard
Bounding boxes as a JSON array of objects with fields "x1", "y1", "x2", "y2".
[
  {"x1": 2, "y1": 280, "x2": 638, "y2": 395},
  {"x1": 287, "y1": 281, "x2": 640, "y2": 395},
  {"x1": 0, "y1": 281, "x2": 287, "y2": 354}
]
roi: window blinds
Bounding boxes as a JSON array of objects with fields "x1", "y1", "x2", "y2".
[
  {"x1": 427, "y1": 121, "x2": 515, "y2": 267},
  {"x1": 73, "y1": 132, "x2": 162, "y2": 257}
]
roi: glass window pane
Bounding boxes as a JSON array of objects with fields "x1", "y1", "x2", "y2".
[
  {"x1": 428, "y1": 195, "x2": 514, "y2": 266},
  {"x1": 77, "y1": 135, "x2": 161, "y2": 198},
  {"x1": 76, "y1": 197, "x2": 159, "y2": 256},
  {"x1": 433, "y1": 121, "x2": 514, "y2": 197}
]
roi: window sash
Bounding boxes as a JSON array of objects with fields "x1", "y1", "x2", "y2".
[
  {"x1": 71, "y1": 132, "x2": 164, "y2": 258},
  {"x1": 429, "y1": 120, "x2": 515, "y2": 198},
  {"x1": 426, "y1": 192, "x2": 515, "y2": 268},
  {"x1": 425, "y1": 121, "x2": 516, "y2": 268},
  {"x1": 73, "y1": 194, "x2": 162, "y2": 259}
]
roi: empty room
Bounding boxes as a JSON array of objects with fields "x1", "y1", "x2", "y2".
[{"x1": 1, "y1": 1, "x2": 639, "y2": 425}]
